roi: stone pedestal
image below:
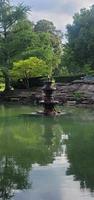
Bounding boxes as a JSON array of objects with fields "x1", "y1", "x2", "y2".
[{"x1": 41, "y1": 79, "x2": 58, "y2": 115}]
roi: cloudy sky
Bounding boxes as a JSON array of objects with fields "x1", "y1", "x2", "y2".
[{"x1": 12, "y1": 0, "x2": 94, "y2": 31}]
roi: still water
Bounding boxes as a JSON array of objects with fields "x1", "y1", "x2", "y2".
[{"x1": 0, "y1": 104, "x2": 94, "y2": 200}]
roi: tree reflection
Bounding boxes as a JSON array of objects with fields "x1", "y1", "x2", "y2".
[
  {"x1": 65, "y1": 122, "x2": 94, "y2": 192},
  {"x1": 0, "y1": 156, "x2": 31, "y2": 200},
  {"x1": 0, "y1": 116, "x2": 63, "y2": 199},
  {"x1": 40, "y1": 118, "x2": 63, "y2": 164}
]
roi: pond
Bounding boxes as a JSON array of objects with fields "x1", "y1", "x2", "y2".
[{"x1": 0, "y1": 104, "x2": 94, "y2": 200}]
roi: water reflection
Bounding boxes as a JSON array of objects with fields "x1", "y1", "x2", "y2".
[
  {"x1": 0, "y1": 106, "x2": 94, "y2": 199},
  {"x1": 0, "y1": 115, "x2": 63, "y2": 199},
  {"x1": 0, "y1": 156, "x2": 31, "y2": 199},
  {"x1": 65, "y1": 121, "x2": 94, "y2": 192}
]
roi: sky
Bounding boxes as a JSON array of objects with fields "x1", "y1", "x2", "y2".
[{"x1": 12, "y1": 0, "x2": 94, "y2": 32}]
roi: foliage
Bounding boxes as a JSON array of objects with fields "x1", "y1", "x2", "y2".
[
  {"x1": 34, "y1": 19, "x2": 56, "y2": 33},
  {"x1": 20, "y1": 20, "x2": 63, "y2": 76},
  {"x1": 60, "y1": 45, "x2": 81, "y2": 74},
  {"x1": 8, "y1": 20, "x2": 33, "y2": 61},
  {"x1": 61, "y1": 5, "x2": 94, "y2": 74},
  {"x1": 11, "y1": 57, "x2": 50, "y2": 81},
  {"x1": 0, "y1": 0, "x2": 31, "y2": 91},
  {"x1": 73, "y1": 91, "x2": 83, "y2": 103},
  {"x1": 0, "y1": 1, "x2": 63, "y2": 89},
  {"x1": 0, "y1": 83, "x2": 5, "y2": 91},
  {"x1": 21, "y1": 32, "x2": 54, "y2": 64}
]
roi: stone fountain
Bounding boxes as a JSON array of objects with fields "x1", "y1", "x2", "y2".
[
  {"x1": 22, "y1": 78, "x2": 65, "y2": 117},
  {"x1": 39, "y1": 78, "x2": 59, "y2": 115}
]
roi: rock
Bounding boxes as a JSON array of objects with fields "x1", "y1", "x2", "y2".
[
  {"x1": 67, "y1": 101, "x2": 76, "y2": 106},
  {"x1": 1, "y1": 82, "x2": 94, "y2": 105}
]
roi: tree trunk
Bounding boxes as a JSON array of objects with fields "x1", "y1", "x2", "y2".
[{"x1": 24, "y1": 78, "x2": 29, "y2": 89}]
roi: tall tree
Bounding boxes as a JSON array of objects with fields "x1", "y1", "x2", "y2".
[
  {"x1": 62, "y1": 5, "x2": 94, "y2": 74},
  {"x1": 0, "y1": 0, "x2": 31, "y2": 91},
  {"x1": 14, "y1": 19, "x2": 63, "y2": 78},
  {"x1": 30, "y1": 20, "x2": 63, "y2": 76}
]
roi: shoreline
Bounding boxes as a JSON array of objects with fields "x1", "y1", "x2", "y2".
[{"x1": 0, "y1": 81, "x2": 94, "y2": 106}]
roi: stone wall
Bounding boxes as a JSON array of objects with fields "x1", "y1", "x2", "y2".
[{"x1": 1, "y1": 81, "x2": 94, "y2": 105}]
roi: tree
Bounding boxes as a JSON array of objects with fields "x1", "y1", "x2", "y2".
[
  {"x1": 34, "y1": 20, "x2": 63, "y2": 74},
  {"x1": 21, "y1": 34, "x2": 62, "y2": 77},
  {"x1": 9, "y1": 19, "x2": 34, "y2": 61},
  {"x1": 0, "y1": 0, "x2": 31, "y2": 91},
  {"x1": 13, "y1": 19, "x2": 63, "y2": 78},
  {"x1": 11, "y1": 57, "x2": 50, "y2": 88},
  {"x1": 34, "y1": 19, "x2": 56, "y2": 33},
  {"x1": 60, "y1": 44, "x2": 80, "y2": 74},
  {"x1": 19, "y1": 32, "x2": 54, "y2": 65},
  {"x1": 62, "y1": 5, "x2": 94, "y2": 74}
]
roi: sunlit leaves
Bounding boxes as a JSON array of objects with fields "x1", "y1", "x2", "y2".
[{"x1": 11, "y1": 57, "x2": 50, "y2": 80}]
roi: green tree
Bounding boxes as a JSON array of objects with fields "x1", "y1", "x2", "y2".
[
  {"x1": 11, "y1": 57, "x2": 50, "y2": 88},
  {"x1": 14, "y1": 19, "x2": 63, "y2": 78},
  {"x1": 62, "y1": 5, "x2": 94, "y2": 74},
  {"x1": 21, "y1": 20, "x2": 63, "y2": 77},
  {"x1": 60, "y1": 44, "x2": 80, "y2": 74},
  {"x1": 20, "y1": 32, "x2": 54, "y2": 66},
  {"x1": 0, "y1": 0, "x2": 31, "y2": 91},
  {"x1": 34, "y1": 19, "x2": 56, "y2": 33}
]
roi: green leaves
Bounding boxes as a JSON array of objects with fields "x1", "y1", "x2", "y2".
[
  {"x1": 11, "y1": 57, "x2": 50, "y2": 80},
  {"x1": 34, "y1": 19, "x2": 56, "y2": 33},
  {"x1": 0, "y1": 0, "x2": 32, "y2": 90},
  {"x1": 0, "y1": 1, "x2": 63, "y2": 89},
  {"x1": 61, "y1": 5, "x2": 94, "y2": 75}
]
